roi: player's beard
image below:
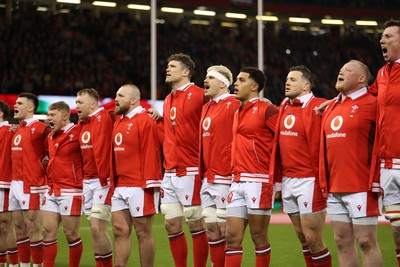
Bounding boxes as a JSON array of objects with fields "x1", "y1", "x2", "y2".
[{"x1": 115, "y1": 104, "x2": 129, "y2": 115}]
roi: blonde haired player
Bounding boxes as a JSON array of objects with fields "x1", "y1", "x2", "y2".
[{"x1": 199, "y1": 65, "x2": 241, "y2": 267}]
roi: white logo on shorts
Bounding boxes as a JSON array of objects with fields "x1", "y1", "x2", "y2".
[
  {"x1": 14, "y1": 134, "x2": 22, "y2": 146},
  {"x1": 202, "y1": 117, "x2": 211, "y2": 131},
  {"x1": 170, "y1": 107, "x2": 177, "y2": 120},
  {"x1": 330, "y1": 116, "x2": 343, "y2": 131},
  {"x1": 283, "y1": 115, "x2": 296, "y2": 129},
  {"x1": 81, "y1": 131, "x2": 91, "y2": 144},
  {"x1": 114, "y1": 133, "x2": 123, "y2": 146}
]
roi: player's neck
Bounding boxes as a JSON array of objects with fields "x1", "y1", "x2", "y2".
[
  {"x1": 20, "y1": 114, "x2": 33, "y2": 123},
  {"x1": 171, "y1": 79, "x2": 191, "y2": 93},
  {"x1": 90, "y1": 106, "x2": 100, "y2": 115}
]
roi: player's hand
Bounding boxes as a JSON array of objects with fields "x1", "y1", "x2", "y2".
[
  {"x1": 42, "y1": 155, "x2": 49, "y2": 167},
  {"x1": 315, "y1": 99, "x2": 333, "y2": 115},
  {"x1": 148, "y1": 108, "x2": 162, "y2": 120},
  {"x1": 10, "y1": 124, "x2": 19, "y2": 132}
]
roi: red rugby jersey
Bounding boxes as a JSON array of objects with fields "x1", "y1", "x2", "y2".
[
  {"x1": 0, "y1": 122, "x2": 14, "y2": 188},
  {"x1": 79, "y1": 107, "x2": 114, "y2": 186},
  {"x1": 111, "y1": 106, "x2": 162, "y2": 188},
  {"x1": 320, "y1": 88, "x2": 377, "y2": 193},
  {"x1": 278, "y1": 94, "x2": 323, "y2": 178},
  {"x1": 47, "y1": 123, "x2": 83, "y2": 196},
  {"x1": 231, "y1": 98, "x2": 278, "y2": 183},
  {"x1": 199, "y1": 93, "x2": 241, "y2": 184},
  {"x1": 369, "y1": 61, "x2": 400, "y2": 167},
  {"x1": 162, "y1": 83, "x2": 204, "y2": 176},
  {"x1": 11, "y1": 118, "x2": 50, "y2": 193}
]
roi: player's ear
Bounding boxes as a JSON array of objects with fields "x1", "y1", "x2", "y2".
[
  {"x1": 63, "y1": 111, "x2": 69, "y2": 121},
  {"x1": 252, "y1": 82, "x2": 259, "y2": 92}
]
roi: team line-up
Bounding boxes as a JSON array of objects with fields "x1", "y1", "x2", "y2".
[{"x1": 0, "y1": 19, "x2": 399, "y2": 267}]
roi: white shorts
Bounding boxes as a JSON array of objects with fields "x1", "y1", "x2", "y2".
[
  {"x1": 112, "y1": 187, "x2": 159, "y2": 217},
  {"x1": 0, "y1": 188, "x2": 10, "y2": 212},
  {"x1": 327, "y1": 192, "x2": 382, "y2": 220},
  {"x1": 380, "y1": 168, "x2": 400, "y2": 206},
  {"x1": 83, "y1": 178, "x2": 112, "y2": 210},
  {"x1": 9, "y1": 181, "x2": 41, "y2": 211},
  {"x1": 200, "y1": 180, "x2": 230, "y2": 209},
  {"x1": 226, "y1": 181, "x2": 274, "y2": 210},
  {"x1": 282, "y1": 177, "x2": 326, "y2": 215},
  {"x1": 41, "y1": 193, "x2": 83, "y2": 216},
  {"x1": 161, "y1": 174, "x2": 201, "y2": 206}
]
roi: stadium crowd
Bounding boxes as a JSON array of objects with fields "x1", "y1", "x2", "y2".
[{"x1": 0, "y1": 11, "x2": 384, "y2": 103}]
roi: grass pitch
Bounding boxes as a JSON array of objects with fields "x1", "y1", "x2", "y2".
[{"x1": 54, "y1": 213, "x2": 396, "y2": 266}]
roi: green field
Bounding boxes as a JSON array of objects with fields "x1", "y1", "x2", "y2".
[{"x1": 54, "y1": 213, "x2": 396, "y2": 266}]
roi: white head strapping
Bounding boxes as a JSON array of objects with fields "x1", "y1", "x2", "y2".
[{"x1": 207, "y1": 70, "x2": 231, "y2": 88}]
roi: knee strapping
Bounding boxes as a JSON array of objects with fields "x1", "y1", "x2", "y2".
[
  {"x1": 183, "y1": 206, "x2": 203, "y2": 221},
  {"x1": 385, "y1": 205, "x2": 400, "y2": 226},
  {"x1": 90, "y1": 205, "x2": 111, "y2": 221},
  {"x1": 160, "y1": 203, "x2": 183, "y2": 220},
  {"x1": 216, "y1": 208, "x2": 227, "y2": 223},
  {"x1": 202, "y1": 207, "x2": 217, "y2": 223}
]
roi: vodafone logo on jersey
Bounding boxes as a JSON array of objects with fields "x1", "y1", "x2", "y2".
[
  {"x1": 202, "y1": 117, "x2": 211, "y2": 131},
  {"x1": 113, "y1": 132, "x2": 125, "y2": 151},
  {"x1": 330, "y1": 116, "x2": 343, "y2": 131},
  {"x1": 13, "y1": 134, "x2": 22, "y2": 146},
  {"x1": 114, "y1": 133, "x2": 123, "y2": 146},
  {"x1": 170, "y1": 107, "x2": 177, "y2": 120},
  {"x1": 283, "y1": 115, "x2": 295, "y2": 129},
  {"x1": 81, "y1": 131, "x2": 91, "y2": 144}
]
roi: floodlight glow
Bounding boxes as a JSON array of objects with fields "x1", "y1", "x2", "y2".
[
  {"x1": 356, "y1": 20, "x2": 378, "y2": 26},
  {"x1": 56, "y1": 0, "x2": 81, "y2": 4},
  {"x1": 221, "y1": 22, "x2": 238, "y2": 28},
  {"x1": 190, "y1": 19, "x2": 211, "y2": 25},
  {"x1": 256, "y1": 15, "x2": 278, "y2": 21},
  {"x1": 288, "y1": 17, "x2": 311, "y2": 23},
  {"x1": 321, "y1": 19, "x2": 344, "y2": 25},
  {"x1": 93, "y1": 1, "x2": 116, "y2": 7},
  {"x1": 161, "y1": 7, "x2": 184, "y2": 13},
  {"x1": 225, "y1": 12, "x2": 247, "y2": 19},
  {"x1": 127, "y1": 4, "x2": 150, "y2": 10},
  {"x1": 194, "y1": 10, "x2": 216, "y2": 16},
  {"x1": 37, "y1": 6, "x2": 48, "y2": 11}
]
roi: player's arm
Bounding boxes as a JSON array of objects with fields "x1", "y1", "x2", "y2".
[
  {"x1": 42, "y1": 126, "x2": 51, "y2": 154},
  {"x1": 265, "y1": 104, "x2": 279, "y2": 133},
  {"x1": 315, "y1": 99, "x2": 334, "y2": 115},
  {"x1": 140, "y1": 118, "x2": 162, "y2": 188},
  {"x1": 92, "y1": 115, "x2": 113, "y2": 184},
  {"x1": 368, "y1": 79, "x2": 378, "y2": 96}
]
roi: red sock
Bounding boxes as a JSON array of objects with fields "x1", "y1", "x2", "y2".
[
  {"x1": 191, "y1": 229, "x2": 208, "y2": 267},
  {"x1": 209, "y1": 238, "x2": 226, "y2": 267},
  {"x1": 30, "y1": 240, "x2": 43, "y2": 265},
  {"x1": 168, "y1": 230, "x2": 188, "y2": 267},
  {"x1": 7, "y1": 247, "x2": 19, "y2": 265},
  {"x1": 17, "y1": 237, "x2": 31, "y2": 264},
  {"x1": 302, "y1": 245, "x2": 313, "y2": 267},
  {"x1": 396, "y1": 248, "x2": 400, "y2": 267},
  {"x1": 94, "y1": 254, "x2": 102, "y2": 267},
  {"x1": 225, "y1": 246, "x2": 242, "y2": 267},
  {"x1": 98, "y1": 251, "x2": 112, "y2": 267},
  {"x1": 68, "y1": 238, "x2": 83, "y2": 267},
  {"x1": 312, "y1": 248, "x2": 332, "y2": 267},
  {"x1": 43, "y1": 239, "x2": 58, "y2": 267},
  {"x1": 0, "y1": 250, "x2": 6, "y2": 264},
  {"x1": 255, "y1": 244, "x2": 271, "y2": 267}
]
